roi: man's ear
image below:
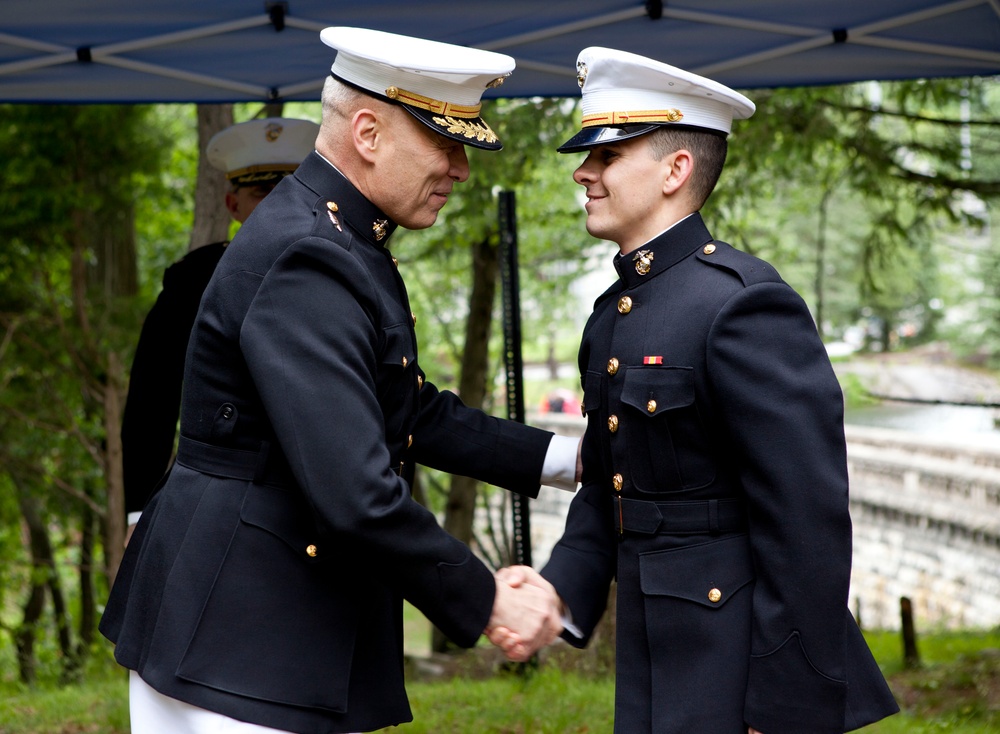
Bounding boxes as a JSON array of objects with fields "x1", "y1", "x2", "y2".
[
  {"x1": 662, "y1": 149, "x2": 694, "y2": 197},
  {"x1": 224, "y1": 191, "x2": 240, "y2": 217},
  {"x1": 351, "y1": 108, "x2": 381, "y2": 163}
]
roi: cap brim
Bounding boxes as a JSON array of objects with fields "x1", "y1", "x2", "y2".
[
  {"x1": 557, "y1": 124, "x2": 658, "y2": 153},
  {"x1": 403, "y1": 106, "x2": 503, "y2": 151}
]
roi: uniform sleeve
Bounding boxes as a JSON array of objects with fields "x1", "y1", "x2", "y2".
[
  {"x1": 707, "y1": 281, "x2": 852, "y2": 732},
  {"x1": 540, "y1": 420, "x2": 617, "y2": 646},
  {"x1": 121, "y1": 263, "x2": 201, "y2": 517},
  {"x1": 238, "y1": 238, "x2": 494, "y2": 647},
  {"x1": 409, "y1": 380, "x2": 554, "y2": 498}
]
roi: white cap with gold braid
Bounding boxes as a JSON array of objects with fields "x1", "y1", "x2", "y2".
[
  {"x1": 207, "y1": 117, "x2": 319, "y2": 186},
  {"x1": 320, "y1": 26, "x2": 515, "y2": 151},
  {"x1": 559, "y1": 46, "x2": 755, "y2": 153}
]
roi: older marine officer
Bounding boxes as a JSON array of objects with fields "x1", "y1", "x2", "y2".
[
  {"x1": 494, "y1": 48, "x2": 899, "y2": 733},
  {"x1": 100, "y1": 27, "x2": 577, "y2": 734}
]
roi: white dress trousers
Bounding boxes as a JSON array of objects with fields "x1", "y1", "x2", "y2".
[{"x1": 130, "y1": 672, "x2": 359, "y2": 734}]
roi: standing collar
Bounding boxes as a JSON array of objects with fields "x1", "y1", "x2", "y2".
[
  {"x1": 613, "y1": 212, "x2": 712, "y2": 289},
  {"x1": 294, "y1": 151, "x2": 399, "y2": 247}
]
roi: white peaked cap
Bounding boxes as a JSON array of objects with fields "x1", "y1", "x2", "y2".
[
  {"x1": 320, "y1": 26, "x2": 515, "y2": 150},
  {"x1": 207, "y1": 117, "x2": 319, "y2": 185},
  {"x1": 559, "y1": 46, "x2": 755, "y2": 153}
]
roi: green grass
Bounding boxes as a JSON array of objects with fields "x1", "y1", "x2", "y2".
[
  {"x1": 2, "y1": 627, "x2": 998, "y2": 733},
  {"x1": 0, "y1": 675, "x2": 130, "y2": 733},
  {"x1": 378, "y1": 666, "x2": 614, "y2": 733}
]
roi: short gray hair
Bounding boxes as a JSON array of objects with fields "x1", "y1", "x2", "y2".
[{"x1": 321, "y1": 75, "x2": 365, "y2": 121}]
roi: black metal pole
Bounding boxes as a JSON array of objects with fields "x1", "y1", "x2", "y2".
[{"x1": 498, "y1": 190, "x2": 531, "y2": 568}]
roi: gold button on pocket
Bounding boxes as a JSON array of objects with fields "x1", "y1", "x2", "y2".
[
  {"x1": 617, "y1": 296, "x2": 632, "y2": 314},
  {"x1": 607, "y1": 357, "x2": 620, "y2": 376},
  {"x1": 646, "y1": 399, "x2": 657, "y2": 414},
  {"x1": 306, "y1": 544, "x2": 318, "y2": 558},
  {"x1": 612, "y1": 473, "x2": 623, "y2": 492},
  {"x1": 401, "y1": 356, "x2": 408, "y2": 367},
  {"x1": 708, "y1": 588, "x2": 722, "y2": 603},
  {"x1": 608, "y1": 414, "x2": 619, "y2": 433}
]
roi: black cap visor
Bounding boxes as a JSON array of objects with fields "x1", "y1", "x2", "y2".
[
  {"x1": 557, "y1": 124, "x2": 659, "y2": 153},
  {"x1": 402, "y1": 106, "x2": 503, "y2": 151}
]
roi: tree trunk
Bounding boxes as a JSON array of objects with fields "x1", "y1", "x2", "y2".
[
  {"x1": 103, "y1": 350, "x2": 126, "y2": 586},
  {"x1": 78, "y1": 504, "x2": 96, "y2": 653},
  {"x1": 189, "y1": 104, "x2": 234, "y2": 250},
  {"x1": 14, "y1": 481, "x2": 74, "y2": 683},
  {"x1": 814, "y1": 187, "x2": 831, "y2": 340},
  {"x1": 432, "y1": 237, "x2": 499, "y2": 653}
]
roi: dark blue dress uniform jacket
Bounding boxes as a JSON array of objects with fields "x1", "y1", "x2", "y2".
[
  {"x1": 121, "y1": 241, "x2": 226, "y2": 517},
  {"x1": 541, "y1": 214, "x2": 898, "y2": 733},
  {"x1": 100, "y1": 152, "x2": 554, "y2": 734}
]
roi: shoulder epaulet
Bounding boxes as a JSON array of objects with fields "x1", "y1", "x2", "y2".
[{"x1": 696, "y1": 240, "x2": 783, "y2": 287}]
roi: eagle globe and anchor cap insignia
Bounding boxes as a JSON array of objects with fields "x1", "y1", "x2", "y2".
[
  {"x1": 633, "y1": 249, "x2": 654, "y2": 275},
  {"x1": 264, "y1": 122, "x2": 283, "y2": 142},
  {"x1": 576, "y1": 61, "x2": 588, "y2": 88}
]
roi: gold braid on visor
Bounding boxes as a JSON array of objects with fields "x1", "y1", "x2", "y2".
[
  {"x1": 385, "y1": 85, "x2": 481, "y2": 119},
  {"x1": 582, "y1": 109, "x2": 684, "y2": 127}
]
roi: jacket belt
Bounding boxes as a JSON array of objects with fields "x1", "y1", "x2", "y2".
[
  {"x1": 175, "y1": 435, "x2": 293, "y2": 488},
  {"x1": 616, "y1": 497, "x2": 746, "y2": 536}
]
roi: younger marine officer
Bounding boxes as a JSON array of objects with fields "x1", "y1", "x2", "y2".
[{"x1": 496, "y1": 47, "x2": 899, "y2": 733}]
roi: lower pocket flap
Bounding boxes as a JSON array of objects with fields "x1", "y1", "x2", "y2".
[
  {"x1": 640, "y1": 534, "x2": 754, "y2": 607},
  {"x1": 240, "y1": 484, "x2": 319, "y2": 558}
]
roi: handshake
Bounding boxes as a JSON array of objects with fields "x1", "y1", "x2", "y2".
[{"x1": 485, "y1": 566, "x2": 564, "y2": 662}]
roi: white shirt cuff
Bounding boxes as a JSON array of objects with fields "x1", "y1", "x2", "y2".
[
  {"x1": 540, "y1": 434, "x2": 579, "y2": 492},
  {"x1": 127, "y1": 511, "x2": 142, "y2": 526},
  {"x1": 561, "y1": 605, "x2": 584, "y2": 639}
]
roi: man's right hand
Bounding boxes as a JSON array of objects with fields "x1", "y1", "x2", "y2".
[{"x1": 486, "y1": 570, "x2": 561, "y2": 662}]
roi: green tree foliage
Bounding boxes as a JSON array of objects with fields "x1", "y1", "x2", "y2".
[
  {"x1": 710, "y1": 76, "x2": 1000, "y2": 351},
  {"x1": 0, "y1": 104, "x2": 170, "y2": 682}
]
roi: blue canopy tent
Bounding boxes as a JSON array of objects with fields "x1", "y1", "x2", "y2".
[{"x1": 2, "y1": 0, "x2": 999, "y2": 103}]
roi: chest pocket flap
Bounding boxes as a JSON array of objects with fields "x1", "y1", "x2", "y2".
[
  {"x1": 621, "y1": 366, "x2": 695, "y2": 416},
  {"x1": 640, "y1": 534, "x2": 754, "y2": 608}
]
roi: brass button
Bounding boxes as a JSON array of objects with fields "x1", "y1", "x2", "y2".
[
  {"x1": 612, "y1": 473, "x2": 623, "y2": 492},
  {"x1": 401, "y1": 356, "x2": 408, "y2": 367},
  {"x1": 417, "y1": 374, "x2": 424, "y2": 389},
  {"x1": 607, "y1": 357, "x2": 619, "y2": 376},
  {"x1": 407, "y1": 434, "x2": 413, "y2": 448},
  {"x1": 580, "y1": 403, "x2": 586, "y2": 417},
  {"x1": 617, "y1": 296, "x2": 632, "y2": 314},
  {"x1": 646, "y1": 400, "x2": 657, "y2": 414},
  {"x1": 392, "y1": 256, "x2": 398, "y2": 267},
  {"x1": 703, "y1": 243, "x2": 716, "y2": 255},
  {"x1": 608, "y1": 414, "x2": 619, "y2": 433},
  {"x1": 306, "y1": 544, "x2": 318, "y2": 558},
  {"x1": 708, "y1": 588, "x2": 722, "y2": 603},
  {"x1": 411, "y1": 312, "x2": 417, "y2": 325}
]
